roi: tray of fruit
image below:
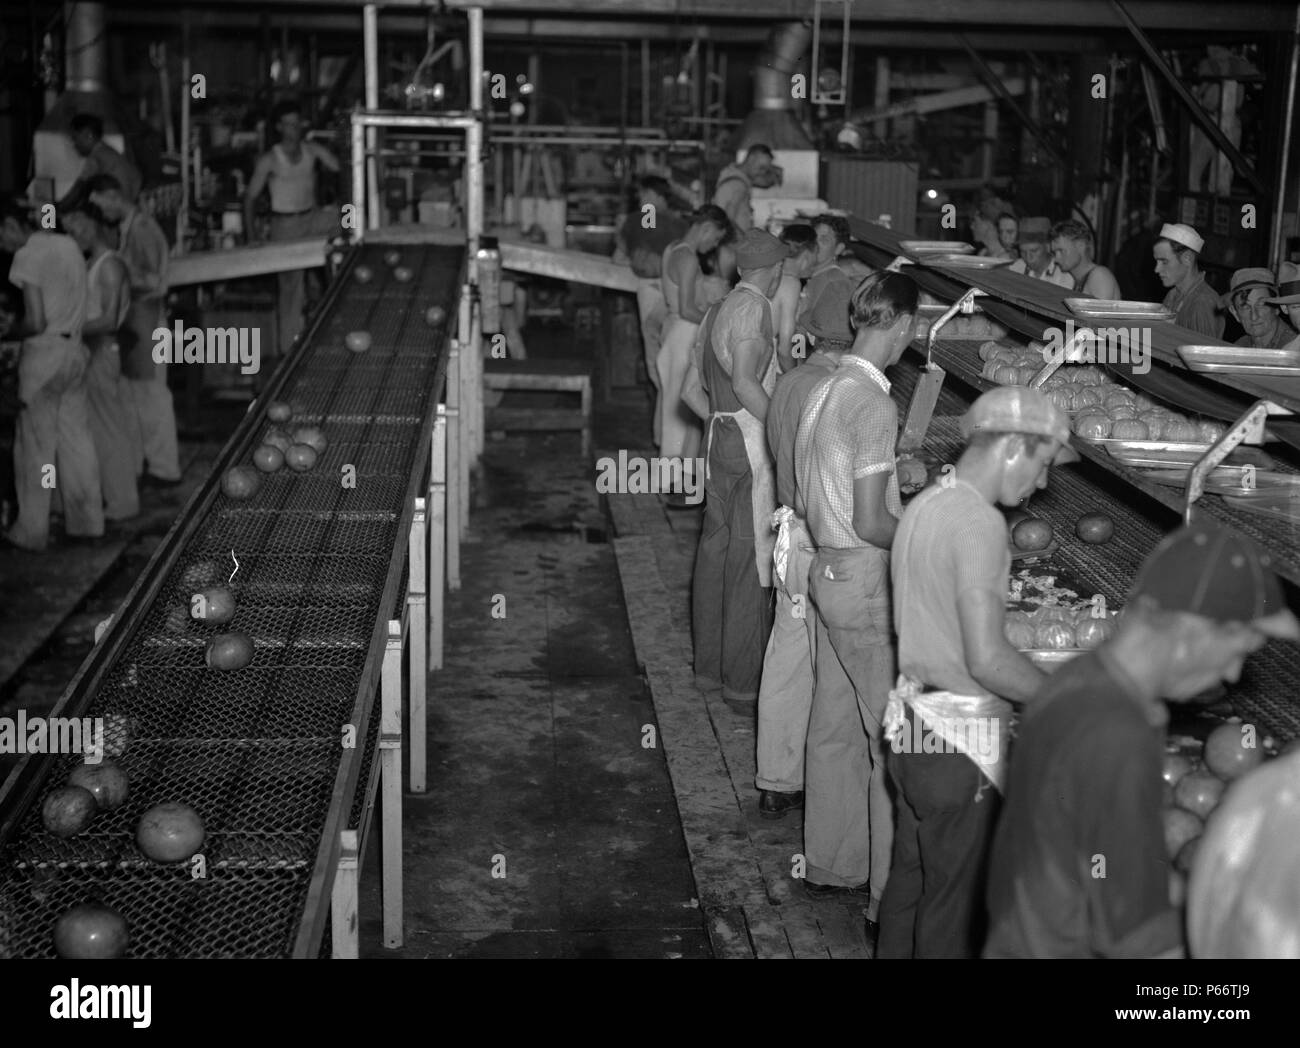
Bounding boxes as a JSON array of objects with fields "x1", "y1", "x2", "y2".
[
  {"x1": 1177, "y1": 343, "x2": 1300, "y2": 377},
  {"x1": 1102, "y1": 441, "x2": 1273, "y2": 471},
  {"x1": 1005, "y1": 604, "x2": 1121, "y2": 673}
]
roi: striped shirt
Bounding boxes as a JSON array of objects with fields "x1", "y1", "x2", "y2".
[
  {"x1": 794, "y1": 354, "x2": 900, "y2": 550},
  {"x1": 891, "y1": 478, "x2": 1010, "y2": 697},
  {"x1": 1163, "y1": 274, "x2": 1224, "y2": 340}
]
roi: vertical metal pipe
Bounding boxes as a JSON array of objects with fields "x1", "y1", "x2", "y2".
[
  {"x1": 180, "y1": 15, "x2": 191, "y2": 251},
  {"x1": 363, "y1": 4, "x2": 380, "y2": 229},
  {"x1": 641, "y1": 38, "x2": 650, "y2": 129},
  {"x1": 351, "y1": 114, "x2": 366, "y2": 238},
  {"x1": 468, "y1": 7, "x2": 485, "y2": 271},
  {"x1": 1271, "y1": 3, "x2": 1300, "y2": 270}
]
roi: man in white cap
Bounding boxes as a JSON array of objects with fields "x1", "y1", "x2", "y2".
[
  {"x1": 986, "y1": 521, "x2": 1298, "y2": 958},
  {"x1": 794, "y1": 272, "x2": 920, "y2": 938},
  {"x1": 689, "y1": 228, "x2": 785, "y2": 714},
  {"x1": 1154, "y1": 222, "x2": 1224, "y2": 339},
  {"x1": 1264, "y1": 260, "x2": 1300, "y2": 346},
  {"x1": 877, "y1": 385, "x2": 1078, "y2": 959},
  {"x1": 1223, "y1": 267, "x2": 1294, "y2": 349}
]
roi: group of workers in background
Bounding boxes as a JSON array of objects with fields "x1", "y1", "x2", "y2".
[
  {"x1": 0, "y1": 102, "x2": 340, "y2": 548},
  {"x1": 614, "y1": 153, "x2": 1300, "y2": 958}
]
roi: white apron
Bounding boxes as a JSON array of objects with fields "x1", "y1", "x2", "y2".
[
  {"x1": 703, "y1": 284, "x2": 779, "y2": 587},
  {"x1": 883, "y1": 675, "x2": 1012, "y2": 793}
]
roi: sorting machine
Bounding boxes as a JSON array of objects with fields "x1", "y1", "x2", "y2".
[{"x1": 0, "y1": 242, "x2": 467, "y2": 958}]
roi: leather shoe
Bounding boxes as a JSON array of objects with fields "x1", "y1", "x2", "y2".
[
  {"x1": 863, "y1": 916, "x2": 880, "y2": 957},
  {"x1": 803, "y1": 878, "x2": 872, "y2": 900},
  {"x1": 758, "y1": 789, "x2": 803, "y2": 820}
]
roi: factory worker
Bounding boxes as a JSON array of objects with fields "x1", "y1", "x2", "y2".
[
  {"x1": 712, "y1": 144, "x2": 776, "y2": 235},
  {"x1": 770, "y1": 223, "x2": 817, "y2": 373},
  {"x1": 1154, "y1": 222, "x2": 1225, "y2": 339},
  {"x1": 1050, "y1": 220, "x2": 1122, "y2": 299},
  {"x1": 89, "y1": 173, "x2": 181, "y2": 488},
  {"x1": 793, "y1": 272, "x2": 919, "y2": 943},
  {"x1": 688, "y1": 229, "x2": 785, "y2": 714},
  {"x1": 1008, "y1": 217, "x2": 1074, "y2": 289},
  {"x1": 1223, "y1": 267, "x2": 1293, "y2": 348},
  {"x1": 1263, "y1": 261, "x2": 1300, "y2": 349},
  {"x1": 878, "y1": 386, "x2": 1077, "y2": 959},
  {"x1": 58, "y1": 113, "x2": 142, "y2": 212},
  {"x1": 63, "y1": 206, "x2": 140, "y2": 521},
  {"x1": 0, "y1": 197, "x2": 103, "y2": 551},
  {"x1": 658, "y1": 205, "x2": 732, "y2": 480},
  {"x1": 753, "y1": 278, "x2": 854, "y2": 822},
  {"x1": 987, "y1": 523, "x2": 1297, "y2": 958},
  {"x1": 613, "y1": 175, "x2": 688, "y2": 447},
  {"x1": 244, "y1": 100, "x2": 342, "y2": 358},
  {"x1": 796, "y1": 214, "x2": 871, "y2": 342}
]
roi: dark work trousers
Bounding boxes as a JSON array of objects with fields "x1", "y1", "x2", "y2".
[
  {"x1": 691, "y1": 415, "x2": 773, "y2": 703},
  {"x1": 877, "y1": 705, "x2": 1002, "y2": 958}
]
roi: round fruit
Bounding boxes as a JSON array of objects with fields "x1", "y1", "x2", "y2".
[
  {"x1": 425, "y1": 305, "x2": 447, "y2": 327},
  {"x1": 1046, "y1": 388, "x2": 1073, "y2": 411},
  {"x1": 353, "y1": 265, "x2": 374, "y2": 284},
  {"x1": 253, "y1": 444, "x2": 285, "y2": 473},
  {"x1": 393, "y1": 266, "x2": 413, "y2": 283},
  {"x1": 53, "y1": 903, "x2": 129, "y2": 959},
  {"x1": 344, "y1": 330, "x2": 372, "y2": 353},
  {"x1": 1004, "y1": 614, "x2": 1037, "y2": 650},
  {"x1": 1163, "y1": 420, "x2": 1201, "y2": 443},
  {"x1": 978, "y1": 340, "x2": 1001, "y2": 362},
  {"x1": 1075, "y1": 512, "x2": 1115, "y2": 544},
  {"x1": 383, "y1": 249, "x2": 401, "y2": 268},
  {"x1": 1073, "y1": 413, "x2": 1111, "y2": 439},
  {"x1": 1012, "y1": 518, "x2": 1054, "y2": 551},
  {"x1": 42, "y1": 786, "x2": 98, "y2": 838},
  {"x1": 1203, "y1": 721, "x2": 1264, "y2": 781},
  {"x1": 192, "y1": 585, "x2": 236, "y2": 624},
  {"x1": 1108, "y1": 406, "x2": 1140, "y2": 424},
  {"x1": 1175, "y1": 770, "x2": 1226, "y2": 819},
  {"x1": 206, "y1": 632, "x2": 254, "y2": 670},
  {"x1": 1074, "y1": 616, "x2": 1116, "y2": 649},
  {"x1": 1175, "y1": 835, "x2": 1202, "y2": 876},
  {"x1": 293, "y1": 426, "x2": 327, "y2": 455},
  {"x1": 1164, "y1": 807, "x2": 1204, "y2": 857},
  {"x1": 285, "y1": 444, "x2": 318, "y2": 472},
  {"x1": 993, "y1": 365, "x2": 1020, "y2": 385},
  {"x1": 1034, "y1": 622, "x2": 1076, "y2": 650},
  {"x1": 267, "y1": 401, "x2": 293, "y2": 424},
  {"x1": 68, "y1": 761, "x2": 129, "y2": 811},
  {"x1": 1199, "y1": 420, "x2": 1227, "y2": 443},
  {"x1": 136, "y1": 802, "x2": 205, "y2": 864},
  {"x1": 1139, "y1": 412, "x2": 1164, "y2": 440},
  {"x1": 221, "y1": 466, "x2": 261, "y2": 501},
  {"x1": 1005, "y1": 508, "x2": 1032, "y2": 531},
  {"x1": 263, "y1": 428, "x2": 293, "y2": 454},
  {"x1": 1072, "y1": 387, "x2": 1103, "y2": 410},
  {"x1": 1162, "y1": 753, "x2": 1196, "y2": 788}
]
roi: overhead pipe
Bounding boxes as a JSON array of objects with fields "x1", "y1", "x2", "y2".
[
  {"x1": 753, "y1": 21, "x2": 811, "y2": 112},
  {"x1": 64, "y1": 1, "x2": 107, "y2": 92}
]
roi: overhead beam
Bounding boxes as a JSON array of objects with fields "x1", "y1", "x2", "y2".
[{"x1": 110, "y1": 1, "x2": 1297, "y2": 33}]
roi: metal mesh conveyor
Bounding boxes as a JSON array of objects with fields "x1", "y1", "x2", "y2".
[{"x1": 0, "y1": 243, "x2": 463, "y2": 958}]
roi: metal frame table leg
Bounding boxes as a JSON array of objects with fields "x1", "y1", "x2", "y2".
[
  {"x1": 380, "y1": 620, "x2": 404, "y2": 948},
  {"x1": 408, "y1": 498, "x2": 428, "y2": 793}
]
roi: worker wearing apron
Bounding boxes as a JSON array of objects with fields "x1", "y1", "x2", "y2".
[
  {"x1": 89, "y1": 175, "x2": 181, "y2": 486},
  {"x1": 878, "y1": 386, "x2": 1078, "y2": 958},
  {"x1": 64, "y1": 208, "x2": 140, "y2": 521},
  {"x1": 754, "y1": 277, "x2": 855, "y2": 819},
  {"x1": 0, "y1": 210, "x2": 102, "y2": 551},
  {"x1": 793, "y1": 272, "x2": 920, "y2": 926},
  {"x1": 690, "y1": 229, "x2": 786, "y2": 711},
  {"x1": 658, "y1": 207, "x2": 731, "y2": 474}
]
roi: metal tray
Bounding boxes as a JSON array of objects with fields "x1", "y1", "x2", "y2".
[
  {"x1": 1142, "y1": 467, "x2": 1300, "y2": 496},
  {"x1": 1021, "y1": 649, "x2": 1086, "y2": 672},
  {"x1": 1065, "y1": 298, "x2": 1175, "y2": 322},
  {"x1": 1077, "y1": 438, "x2": 1268, "y2": 468},
  {"x1": 930, "y1": 254, "x2": 1014, "y2": 269},
  {"x1": 1177, "y1": 343, "x2": 1300, "y2": 376},
  {"x1": 1222, "y1": 492, "x2": 1300, "y2": 524},
  {"x1": 901, "y1": 240, "x2": 975, "y2": 255}
]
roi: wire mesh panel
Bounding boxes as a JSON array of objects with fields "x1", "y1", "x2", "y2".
[{"x1": 0, "y1": 243, "x2": 462, "y2": 958}]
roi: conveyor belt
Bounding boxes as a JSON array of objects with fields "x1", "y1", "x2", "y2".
[{"x1": 0, "y1": 243, "x2": 462, "y2": 958}]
